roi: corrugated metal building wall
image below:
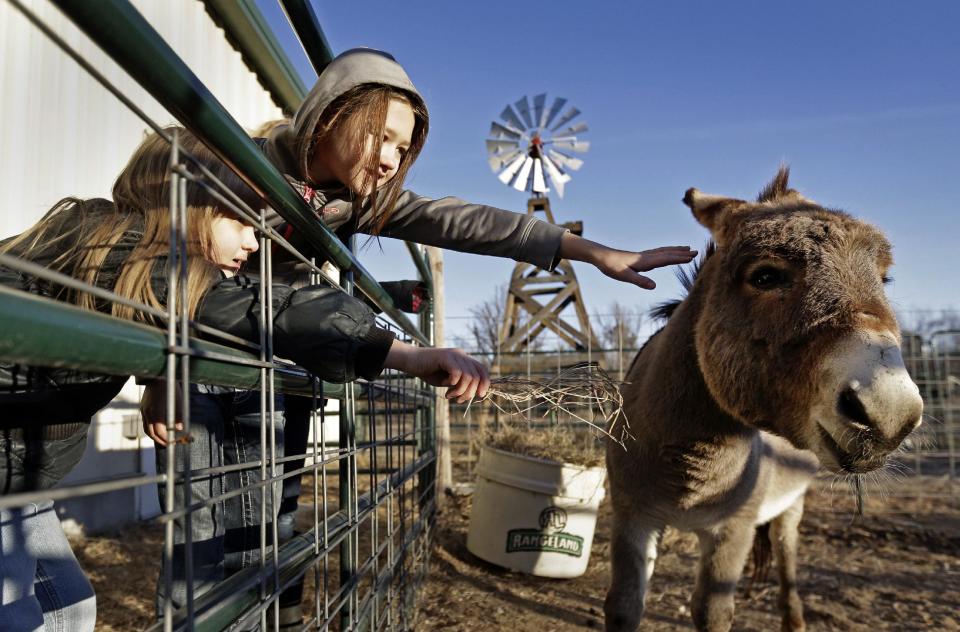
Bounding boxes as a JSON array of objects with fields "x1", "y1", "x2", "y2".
[
  {"x1": 1, "y1": 0, "x2": 286, "y2": 529},
  {"x1": 0, "y1": 0, "x2": 284, "y2": 237}
]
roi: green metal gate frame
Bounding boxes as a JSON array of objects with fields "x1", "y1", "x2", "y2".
[{"x1": 1, "y1": 1, "x2": 439, "y2": 630}]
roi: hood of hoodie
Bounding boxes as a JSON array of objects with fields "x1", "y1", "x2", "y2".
[{"x1": 262, "y1": 48, "x2": 423, "y2": 186}]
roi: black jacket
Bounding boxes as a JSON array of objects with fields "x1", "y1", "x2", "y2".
[{"x1": 0, "y1": 200, "x2": 395, "y2": 430}]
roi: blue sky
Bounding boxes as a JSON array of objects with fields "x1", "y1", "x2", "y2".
[{"x1": 257, "y1": 1, "x2": 959, "y2": 343}]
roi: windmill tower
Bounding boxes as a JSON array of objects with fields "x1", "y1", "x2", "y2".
[{"x1": 486, "y1": 94, "x2": 595, "y2": 352}]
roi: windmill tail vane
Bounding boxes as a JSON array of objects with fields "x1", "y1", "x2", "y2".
[{"x1": 486, "y1": 93, "x2": 589, "y2": 198}]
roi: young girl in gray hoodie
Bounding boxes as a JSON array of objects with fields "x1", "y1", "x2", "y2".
[
  {"x1": 249, "y1": 47, "x2": 698, "y2": 627},
  {"x1": 258, "y1": 47, "x2": 696, "y2": 287}
]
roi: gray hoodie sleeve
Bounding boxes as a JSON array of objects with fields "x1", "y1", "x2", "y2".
[{"x1": 371, "y1": 190, "x2": 568, "y2": 271}]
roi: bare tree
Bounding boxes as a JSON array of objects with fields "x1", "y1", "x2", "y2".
[
  {"x1": 458, "y1": 284, "x2": 546, "y2": 356},
  {"x1": 594, "y1": 302, "x2": 645, "y2": 377},
  {"x1": 595, "y1": 302, "x2": 645, "y2": 351},
  {"x1": 459, "y1": 285, "x2": 506, "y2": 355}
]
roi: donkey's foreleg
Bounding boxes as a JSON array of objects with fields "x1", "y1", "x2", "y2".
[
  {"x1": 691, "y1": 523, "x2": 755, "y2": 632},
  {"x1": 603, "y1": 513, "x2": 662, "y2": 632},
  {"x1": 771, "y1": 495, "x2": 806, "y2": 632}
]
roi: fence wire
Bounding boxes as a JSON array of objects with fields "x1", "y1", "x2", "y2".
[
  {"x1": 1, "y1": 2, "x2": 438, "y2": 630},
  {"x1": 447, "y1": 328, "x2": 960, "y2": 515}
]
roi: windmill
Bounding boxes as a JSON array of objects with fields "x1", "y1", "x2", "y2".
[
  {"x1": 485, "y1": 94, "x2": 596, "y2": 353},
  {"x1": 486, "y1": 94, "x2": 589, "y2": 199}
]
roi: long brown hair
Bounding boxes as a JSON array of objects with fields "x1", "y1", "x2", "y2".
[
  {"x1": 311, "y1": 84, "x2": 429, "y2": 234},
  {"x1": 1, "y1": 127, "x2": 259, "y2": 323}
]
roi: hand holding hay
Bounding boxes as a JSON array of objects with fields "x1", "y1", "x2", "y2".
[{"x1": 466, "y1": 362, "x2": 632, "y2": 449}]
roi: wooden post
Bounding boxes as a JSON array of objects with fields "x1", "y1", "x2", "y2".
[{"x1": 427, "y1": 246, "x2": 453, "y2": 499}]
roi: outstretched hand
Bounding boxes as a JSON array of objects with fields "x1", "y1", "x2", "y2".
[
  {"x1": 593, "y1": 245, "x2": 698, "y2": 289},
  {"x1": 559, "y1": 233, "x2": 696, "y2": 290},
  {"x1": 384, "y1": 341, "x2": 491, "y2": 403}
]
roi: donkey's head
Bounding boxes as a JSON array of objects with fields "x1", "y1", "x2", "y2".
[{"x1": 683, "y1": 168, "x2": 922, "y2": 473}]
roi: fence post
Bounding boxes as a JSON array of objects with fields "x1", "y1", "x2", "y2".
[
  {"x1": 339, "y1": 236, "x2": 357, "y2": 631},
  {"x1": 428, "y1": 247, "x2": 452, "y2": 498}
]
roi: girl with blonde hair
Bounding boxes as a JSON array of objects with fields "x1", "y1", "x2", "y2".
[{"x1": 0, "y1": 126, "x2": 487, "y2": 630}]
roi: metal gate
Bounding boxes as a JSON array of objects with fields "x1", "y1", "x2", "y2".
[{"x1": 1, "y1": 1, "x2": 438, "y2": 630}]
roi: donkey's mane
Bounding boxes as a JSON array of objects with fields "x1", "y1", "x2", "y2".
[
  {"x1": 623, "y1": 243, "x2": 716, "y2": 376},
  {"x1": 649, "y1": 241, "x2": 717, "y2": 322},
  {"x1": 757, "y1": 165, "x2": 791, "y2": 203}
]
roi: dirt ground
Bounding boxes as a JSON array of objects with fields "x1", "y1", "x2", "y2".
[
  {"x1": 418, "y1": 477, "x2": 960, "y2": 631},
  {"x1": 73, "y1": 476, "x2": 960, "y2": 631}
]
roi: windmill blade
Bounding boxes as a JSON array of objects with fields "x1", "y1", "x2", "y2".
[
  {"x1": 541, "y1": 96, "x2": 567, "y2": 130},
  {"x1": 488, "y1": 148, "x2": 523, "y2": 172},
  {"x1": 548, "y1": 149, "x2": 584, "y2": 171},
  {"x1": 550, "y1": 106, "x2": 580, "y2": 132},
  {"x1": 497, "y1": 153, "x2": 527, "y2": 184},
  {"x1": 500, "y1": 104, "x2": 525, "y2": 131},
  {"x1": 541, "y1": 154, "x2": 570, "y2": 198},
  {"x1": 514, "y1": 95, "x2": 534, "y2": 129},
  {"x1": 550, "y1": 139, "x2": 590, "y2": 153},
  {"x1": 532, "y1": 94, "x2": 546, "y2": 130},
  {"x1": 554, "y1": 121, "x2": 589, "y2": 137},
  {"x1": 512, "y1": 156, "x2": 534, "y2": 192},
  {"x1": 531, "y1": 158, "x2": 547, "y2": 193},
  {"x1": 485, "y1": 139, "x2": 521, "y2": 154},
  {"x1": 489, "y1": 121, "x2": 523, "y2": 140}
]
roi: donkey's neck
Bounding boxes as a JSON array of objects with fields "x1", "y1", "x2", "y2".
[
  {"x1": 640, "y1": 290, "x2": 753, "y2": 444},
  {"x1": 614, "y1": 290, "x2": 764, "y2": 519}
]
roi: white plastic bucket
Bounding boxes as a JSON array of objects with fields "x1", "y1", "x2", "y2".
[{"x1": 466, "y1": 445, "x2": 606, "y2": 578}]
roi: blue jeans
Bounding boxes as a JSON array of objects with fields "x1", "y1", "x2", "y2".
[
  {"x1": 0, "y1": 428, "x2": 95, "y2": 632},
  {"x1": 153, "y1": 387, "x2": 284, "y2": 616}
]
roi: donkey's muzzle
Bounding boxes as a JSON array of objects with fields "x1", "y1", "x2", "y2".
[
  {"x1": 814, "y1": 331, "x2": 924, "y2": 473},
  {"x1": 831, "y1": 380, "x2": 923, "y2": 472}
]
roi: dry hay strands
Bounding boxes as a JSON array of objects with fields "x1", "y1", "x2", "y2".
[{"x1": 466, "y1": 361, "x2": 633, "y2": 449}]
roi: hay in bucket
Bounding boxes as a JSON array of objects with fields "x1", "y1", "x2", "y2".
[{"x1": 466, "y1": 362, "x2": 631, "y2": 466}]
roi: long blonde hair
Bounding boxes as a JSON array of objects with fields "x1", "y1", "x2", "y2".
[
  {"x1": 1, "y1": 127, "x2": 259, "y2": 323},
  {"x1": 311, "y1": 84, "x2": 429, "y2": 235}
]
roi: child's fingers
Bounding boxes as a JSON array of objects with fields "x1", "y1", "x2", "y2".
[
  {"x1": 644, "y1": 245, "x2": 694, "y2": 254},
  {"x1": 454, "y1": 357, "x2": 487, "y2": 403},
  {"x1": 442, "y1": 362, "x2": 463, "y2": 388},
  {"x1": 445, "y1": 357, "x2": 474, "y2": 400},
  {"x1": 144, "y1": 421, "x2": 183, "y2": 447},
  {"x1": 616, "y1": 267, "x2": 656, "y2": 290},
  {"x1": 144, "y1": 421, "x2": 168, "y2": 446},
  {"x1": 477, "y1": 368, "x2": 492, "y2": 399},
  {"x1": 634, "y1": 249, "x2": 698, "y2": 271}
]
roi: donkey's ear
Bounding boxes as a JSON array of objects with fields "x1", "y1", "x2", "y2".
[{"x1": 683, "y1": 188, "x2": 747, "y2": 237}]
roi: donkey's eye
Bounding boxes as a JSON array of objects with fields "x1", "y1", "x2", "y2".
[{"x1": 748, "y1": 267, "x2": 790, "y2": 290}]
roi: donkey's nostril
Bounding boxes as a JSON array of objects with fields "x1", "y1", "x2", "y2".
[{"x1": 837, "y1": 387, "x2": 873, "y2": 429}]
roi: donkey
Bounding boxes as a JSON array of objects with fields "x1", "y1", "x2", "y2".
[{"x1": 604, "y1": 168, "x2": 923, "y2": 632}]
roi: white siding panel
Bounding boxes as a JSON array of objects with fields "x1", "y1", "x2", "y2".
[
  {"x1": 0, "y1": 0, "x2": 284, "y2": 238},
  {"x1": 0, "y1": 0, "x2": 287, "y2": 529}
]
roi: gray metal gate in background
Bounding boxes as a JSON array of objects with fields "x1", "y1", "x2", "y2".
[{"x1": 1, "y1": 1, "x2": 438, "y2": 630}]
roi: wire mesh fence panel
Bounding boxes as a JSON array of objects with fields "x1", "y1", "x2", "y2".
[
  {"x1": 447, "y1": 326, "x2": 960, "y2": 516},
  {"x1": 1, "y1": 2, "x2": 438, "y2": 630}
]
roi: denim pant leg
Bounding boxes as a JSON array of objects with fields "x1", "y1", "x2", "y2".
[
  {"x1": 278, "y1": 396, "x2": 313, "y2": 543},
  {"x1": 0, "y1": 428, "x2": 90, "y2": 495},
  {"x1": 0, "y1": 500, "x2": 96, "y2": 632},
  {"x1": 222, "y1": 391, "x2": 285, "y2": 575},
  {"x1": 154, "y1": 389, "x2": 228, "y2": 615}
]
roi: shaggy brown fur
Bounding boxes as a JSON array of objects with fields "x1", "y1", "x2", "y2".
[{"x1": 604, "y1": 168, "x2": 922, "y2": 632}]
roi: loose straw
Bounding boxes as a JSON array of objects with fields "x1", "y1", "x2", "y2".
[{"x1": 465, "y1": 361, "x2": 632, "y2": 448}]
